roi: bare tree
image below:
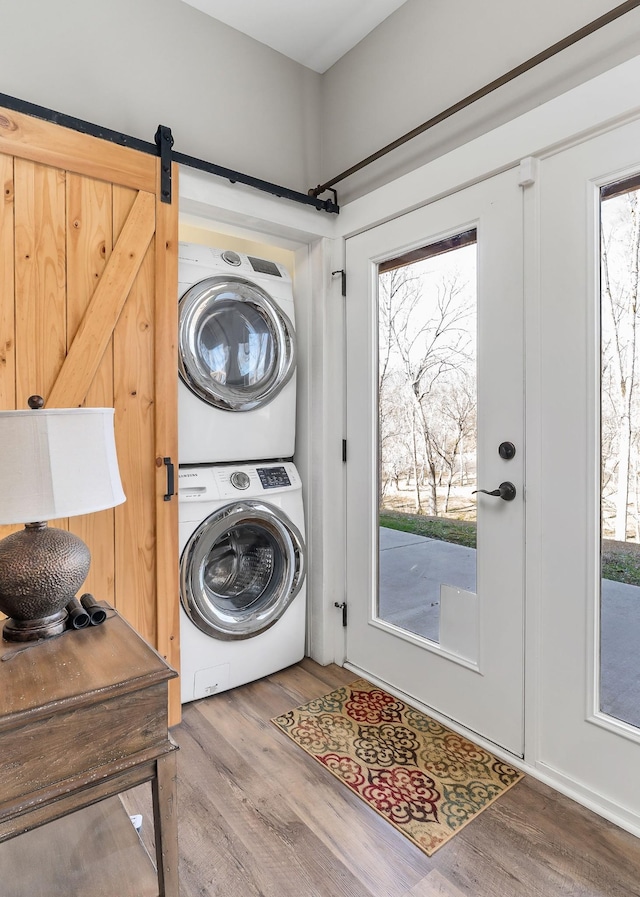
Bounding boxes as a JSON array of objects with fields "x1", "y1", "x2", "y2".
[
  {"x1": 601, "y1": 189, "x2": 640, "y2": 541},
  {"x1": 378, "y1": 256, "x2": 476, "y2": 518},
  {"x1": 432, "y1": 375, "x2": 477, "y2": 513}
]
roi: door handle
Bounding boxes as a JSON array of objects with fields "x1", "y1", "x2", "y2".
[
  {"x1": 163, "y1": 456, "x2": 175, "y2": 501},
  {"x1": 473, "y1": 481, "x2": 517, "y2": 501}
]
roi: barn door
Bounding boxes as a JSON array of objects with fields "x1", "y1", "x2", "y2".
[{"x1": 0, "y1": 106, "x2": 180, "y2": 721}]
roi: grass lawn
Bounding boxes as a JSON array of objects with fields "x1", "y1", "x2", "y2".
[
  {"x1": 380, "y1": 510, "x2": 640, "y2": 587},
  {"x1": 379, "y1": 511, "x2": 477, "y2": 548}
]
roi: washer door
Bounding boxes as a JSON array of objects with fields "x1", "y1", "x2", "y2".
[
  {"x1": 180, "y1": 501, "x2": 305, "y2": 640},
  {"x1": 178, "y1": 276, "x2": 296, "y2": 412}
]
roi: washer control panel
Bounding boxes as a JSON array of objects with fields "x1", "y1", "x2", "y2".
[
  {"x1": 257, "y1": 466, "x2": 291, "y2": 489},
  {"x1": 179, "y1": 462, "x2": 300, "y2": 502}
]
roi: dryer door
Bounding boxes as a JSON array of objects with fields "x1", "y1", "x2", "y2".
[
  {"x1": 178, "y1": 276, "x2": 296, "y2": 412},
  {"x1": 180, "y1": 500, "x2": 305, "y2": 640}
]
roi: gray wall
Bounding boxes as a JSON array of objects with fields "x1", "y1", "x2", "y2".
[
  {"x1": 0, "y1": 0, "x2": 321, "y2": 194},
  {"x1": 2, "y1": 0, "x2": 640, "y2": 205},
  {"x1": 320, "y1": 0, "x2": 640, "y2": 201}
]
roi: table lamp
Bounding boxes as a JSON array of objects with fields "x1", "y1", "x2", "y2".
[{"x1": 0, "y1": 396, "x2": 126, "y2": 641}]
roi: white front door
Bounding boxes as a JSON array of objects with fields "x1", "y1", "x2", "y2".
[
  {"x1": 536, "y1": 117, "x2": 640, "y2": 816},
  {"x1": 345, "y1": 168, "x2": 525, "y2": 756}
]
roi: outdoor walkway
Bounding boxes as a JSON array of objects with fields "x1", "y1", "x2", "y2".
[{"x1": 379, "y1": 526, "x2": 640, "y2": 729}]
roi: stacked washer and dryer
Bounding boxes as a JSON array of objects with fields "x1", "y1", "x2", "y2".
[{"x1": 177, "y1": 243, "x2": 306, "y2": 704}]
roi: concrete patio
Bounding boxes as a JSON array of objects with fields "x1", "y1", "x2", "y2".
[{"x1": 379, "y1": 526, "x2": 640, "y2": 729}]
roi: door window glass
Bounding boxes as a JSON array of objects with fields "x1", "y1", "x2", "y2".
[
  {"x1": 600, "y1": 174, "x2": 640, "y2": 729},
  {"x1": 378, "y1": 230, "x2": 478, "y2": 646}
]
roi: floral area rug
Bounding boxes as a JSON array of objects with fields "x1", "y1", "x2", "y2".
[{"x1": 271, "y1": 678, "x2": 524, "y2": 856}]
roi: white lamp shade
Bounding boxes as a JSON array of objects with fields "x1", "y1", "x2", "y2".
[{"x1": 0, "y1": 407, "x2": 126, "y2": 524}]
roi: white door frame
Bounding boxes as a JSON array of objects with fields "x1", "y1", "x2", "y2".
[{"x1": 179, "y1": 53, "x2": 640, "y2": 838}]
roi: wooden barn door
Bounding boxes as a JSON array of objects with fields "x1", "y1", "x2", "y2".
[{"x1": 0, "y1": 107, "x2": 180, "y2": 722}]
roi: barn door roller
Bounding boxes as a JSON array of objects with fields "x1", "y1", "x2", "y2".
[{"x1": 155, "y1": 125, "x2": 174, "y2": 204}]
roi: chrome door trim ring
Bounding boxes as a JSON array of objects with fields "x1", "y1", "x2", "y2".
[
  {"x1": 178, "y1": 275, "x2": 296, "y2": 412},
  {"x1": 180, "y1": 500, "x2": 305, "y2": 640}
]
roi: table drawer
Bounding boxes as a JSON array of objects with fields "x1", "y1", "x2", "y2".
[{"x1": 0, "y1": 682, "x2": 168, "y2": 812}]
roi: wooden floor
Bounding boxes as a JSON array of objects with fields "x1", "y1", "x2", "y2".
[{"x1": 128, "y1": 659, "x2": 640, "y2": 896}]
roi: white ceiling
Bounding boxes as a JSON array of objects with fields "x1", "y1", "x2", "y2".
[{"x1": 181, "y1": 0, "x2": 410, "y2": 73}]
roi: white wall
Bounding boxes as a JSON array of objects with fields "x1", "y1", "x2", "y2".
[
  {"x1": 0, "y1": 0, "x2": 321, "y2": 193},
  {"x1": 320, "y1": 0, "x2": 640, "y2": 202}
]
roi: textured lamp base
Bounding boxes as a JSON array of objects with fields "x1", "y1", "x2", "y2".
[
  {"x1": 3, "y1": 610, "x2": 68, "y2": 642},
  {"x1": 0, "y1": 523, "x2": 91, "y2": 642}
]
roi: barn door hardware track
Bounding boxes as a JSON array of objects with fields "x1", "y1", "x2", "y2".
[
  {"x1": 171, "y1": 148, "x2": 338, "y2": 213},
  {"x1": 309, "y1": 0, "x2": 640, "y2": 200},
  {"x1": 0, "y1": 92, "x2": 339, "y2": 213}
]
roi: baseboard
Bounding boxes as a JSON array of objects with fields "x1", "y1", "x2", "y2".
[{"x1": 528, "y1": 761, "x2": 640, "y2": 840}]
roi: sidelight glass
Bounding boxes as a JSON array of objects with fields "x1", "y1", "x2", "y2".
[
  {"x1": 599, "y1": 174, "x2": 640, "y2": 730},
  {"x1": 377, "y1": 231, "x2": 478, "y2": 647}
]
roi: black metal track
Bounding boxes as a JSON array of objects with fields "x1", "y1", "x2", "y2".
[
  {"x1": 309, "y1": 0, "x2": 640, "y2": 199},
  {"x1": 172, "y1": 150, "x2": 339, "y2": 214},
  {"x1": 0, "y1": 92, "x2": 339, "y2": 214},
  {"x1": 0, "y1": 92, "x2": 158, "y2": 154}
]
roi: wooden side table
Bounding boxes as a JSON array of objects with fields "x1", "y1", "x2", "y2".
[{"x1": 0, "y1": 607, "x2": 179, "y2": 897}]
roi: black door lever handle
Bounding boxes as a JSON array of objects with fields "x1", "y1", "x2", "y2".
[{"x1": 472, "y1": 481, "x2": 517, "y2": 501}]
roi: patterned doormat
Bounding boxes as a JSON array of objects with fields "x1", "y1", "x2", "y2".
[{"x1": 271, "y1": 678, "x2": 524, "y2": 856}]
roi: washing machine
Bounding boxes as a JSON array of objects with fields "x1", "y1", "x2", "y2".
[
  {"x1": 178, "y1": 242, "x2": 297, "y2": 464},
  {"x1": 178, "y1": 460, "x2": 306, "y2": 703}
]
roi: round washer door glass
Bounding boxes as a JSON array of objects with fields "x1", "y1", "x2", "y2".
[
  {"x1": 179, "y1": 276, "x2": 296, "y2": 412},
  {"x1": 180, "y1": 501, "x2": 305, "y2": 640}
]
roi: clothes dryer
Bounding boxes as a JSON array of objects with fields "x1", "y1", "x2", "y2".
[
  {"x1": 178, "y1": 242, "x2": 297, "y2": 464},
  {"x1": 178, "y1": 461, "x2": 306, "y2": 703}
]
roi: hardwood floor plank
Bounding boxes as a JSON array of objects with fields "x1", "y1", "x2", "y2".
[
  {"x1": 403, "y1": 869, "x2": 469, "y2": 897},
  {"x1": 460, "y1": 776, "x2": 640, "y2": 897},
  {"x1": 267, "y1": 658, "x2": 357, "y2": 707},
  {"x1": 177, "y1": 698, "x2": 376, "y2": 897},
  {"x1": 194, "y1": 675, "x2": 432, "y2": 896},
  {"x1": 134, "y1": 660, "x2": 640, "y2": 897}
]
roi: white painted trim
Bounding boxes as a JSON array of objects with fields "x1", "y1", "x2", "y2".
[
  {"x1": 531, "y1": 762, "x2": 640, "y2": 840},
  {"x1": 293, "y1": 237, "x2": 348, "y2": 666},
  {"x1": 522, "y1": 167, "x2": 544, "y2": 775},
  {"x1": 327, "y1": 236, "x2": 349, "y2": 666},
  {"x1": 179, "y1": 166, "x2": 336, "y2": 248}
]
